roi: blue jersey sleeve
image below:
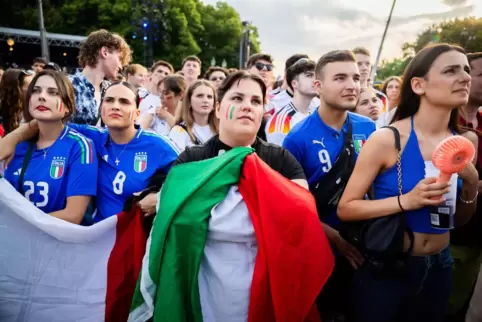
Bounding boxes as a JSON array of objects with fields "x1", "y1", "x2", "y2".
[
  {"x1": 155, "y1": 135, "x2": 180, "y2": 174},
  {"x1": 283, "y1": 134, "x2": 304, "y2": 166},
  {"x1": 67, "y1": 123, "x2": 105, "y2": 151},
  {"x1": 66, "y1": 136, "x2": 98, "y2": 198},
  {"x1": 3, "y1": 143, "x2": 29, "y2": 191}
]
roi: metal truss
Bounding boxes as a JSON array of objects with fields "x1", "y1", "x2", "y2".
[{"x1": 0, "y1": 28, "x2": 85, "y2": 48}]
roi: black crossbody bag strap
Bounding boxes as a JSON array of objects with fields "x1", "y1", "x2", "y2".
[
  {"x1": 179, "y1": 123, "x2": 202, "y2": 146},
  {"x1": 382, "y1": 126, "x2": 415, "y2": 254},
  {"x1": 18, "y1": 140, "x2": 36, "y2": 196}
]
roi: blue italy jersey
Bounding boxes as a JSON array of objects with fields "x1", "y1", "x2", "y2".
[
  {"x1": 69, "y1": 124, "x2": 179, "y2": 221},
  {"x1": 4, "y1": 126, "x2": 98, "y2": 214},
  {"x1": 283, "y1": 111, "x2": 376, "y2": 228}
]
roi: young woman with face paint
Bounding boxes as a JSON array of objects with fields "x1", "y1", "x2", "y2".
[
  {"x1": 168, "y1": 80, "x2": 218, "y2": 152},
  {"x1": 136, "y1": 71, "x2": 308, "y2": 216},
  {"x1": 0, "y1": 81, "x2": 179, "y2": 223},
  {"x1": 2, "y1": 70, "x2": 98, "y2": 224}
]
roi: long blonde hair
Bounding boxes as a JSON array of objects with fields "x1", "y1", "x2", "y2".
[{"x1": 176, "y1": 80, "x2": 219, "y2": 143}]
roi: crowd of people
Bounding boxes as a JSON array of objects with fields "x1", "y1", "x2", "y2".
[{"x1": 0, "y1": 28, "x2": 481, "y2": 322}]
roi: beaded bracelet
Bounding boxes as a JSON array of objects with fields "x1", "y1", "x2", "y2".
[{"x1": 459, "y1": 191, "x2": 479, "y2": 204}]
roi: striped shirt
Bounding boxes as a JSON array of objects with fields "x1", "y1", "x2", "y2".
[{"x1": 265, "y1": 102, "x2": 309, "y2": 146}]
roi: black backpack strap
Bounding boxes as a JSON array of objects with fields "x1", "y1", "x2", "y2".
[{"x1": 18, "y1": 140, "x2": 36, "y2": 196}]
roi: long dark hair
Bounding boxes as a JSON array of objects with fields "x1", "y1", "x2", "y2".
[
  {"x1": 391, "y1": 43, "x2": 466, "y2": 133},
  {"x1": 0, "y1": 69, "x2": 24, "y2": 134},
  {"x1": 24, "y1": 70, "x2": 76, "y2": 123}
]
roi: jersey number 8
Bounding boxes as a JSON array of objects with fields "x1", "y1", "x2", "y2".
[{"x1": 113, "y1": 171, "x2": 127, "y2": 195}]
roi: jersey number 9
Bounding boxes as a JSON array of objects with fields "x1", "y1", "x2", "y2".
[{"x1": 318, "y1": 149, "x2": 332, "y2": 173}]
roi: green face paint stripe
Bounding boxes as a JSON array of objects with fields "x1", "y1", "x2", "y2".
[{"x1": 228, "y1": 106, "x2": 235, "y2": 120}]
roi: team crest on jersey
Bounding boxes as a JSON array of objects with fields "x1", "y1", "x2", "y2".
[
  {"x1": 134, "y1": 153, "x2": 148, "y2": 173},
  {"x1": 352, "y1": 134, "x2": 367, "y2": 154},
  {"x1": 50, "y1": 157, "x2": 66, "y2": 179}
]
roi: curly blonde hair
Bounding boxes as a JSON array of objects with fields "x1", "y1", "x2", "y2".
[{"x1": 78, "y1": 29, "x2": 132, "y2": 68}]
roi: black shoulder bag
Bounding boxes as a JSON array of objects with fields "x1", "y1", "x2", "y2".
[
  {"x1": 310, "y1": 121, "x2": 355, "y2": 220},
  {"x1": 340, "y1": 126, "x2": 414, "y2": 268},
  {"x1": 17, "y1": 140, "x2": 36, "y2": 196}
]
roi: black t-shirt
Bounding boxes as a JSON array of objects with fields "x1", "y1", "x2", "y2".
[{"x1": 174, "y1": 135, "x2": 306, "y2": 181}]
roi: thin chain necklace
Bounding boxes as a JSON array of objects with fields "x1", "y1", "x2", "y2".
[
  {"x1": 111, "y1": 138, "x2": 132, "y2": 166},
  {"x1": 415, "y1": 123, "x2": 450, "y2": 148},
  {"x1": 42, "y1": 146, "x2": 53, "y2": 159}
]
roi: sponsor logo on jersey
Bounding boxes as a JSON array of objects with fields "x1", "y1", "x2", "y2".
[
  {"x1": 50, "y1": 157, "x2": 66, "y2": 179},
  {"x1": 134, "y1": 152, "x2": 148, "y2": 173},
  {"x1": 352, "y1": 134, "x2": 367, "y2": 154},
  {"x1": 312, "y1": 138, "x2": 326, "y2": 148}
]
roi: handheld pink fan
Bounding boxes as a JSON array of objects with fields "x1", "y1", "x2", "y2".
[{"x1": 432, "y1": 135, "x2": 475, "y2": 184}]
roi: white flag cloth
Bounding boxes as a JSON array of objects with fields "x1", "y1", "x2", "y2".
[{"x1": 0, "y1": 178, "x2": 143, "y2": 322}]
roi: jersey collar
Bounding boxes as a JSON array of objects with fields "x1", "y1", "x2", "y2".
[
  {"x1": 103, "y1": 127, "x2": 143, "y2": 146},
  {"x1": 314, "y1": 110, "x2": 350, "y2": 135}
]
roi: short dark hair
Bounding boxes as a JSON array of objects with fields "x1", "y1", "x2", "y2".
[
  {"x1": 33, "y1": 57, "x2": 48, "y2": 65},
  {"x1": 151, "y1": 60, "x2": 174, "y2": 74},
  {"x1": 286, "y1": 58, "x2": 315, "y2": 91},
  {"x1": 204, "y1": 66, "x2": 228, "y2": 80},
  {"x1": 182, "y1": 55, "x2": 201, "y2": 68},
  {"x1": 315, "y1": 50, "x2": 356, "y2": 79},
  {"x1": 285, "y1": 53, "x2": 309, "y2": 71},
  {"x1": 217, "y1": 70, "x2": 267, "y2": 104},
  {"x1": 352, "y1": 47, "x2": 371, "y2": 57},
  {"x1": 247, "y1": 53, "x2": 273, "y2": 68},
  {"x1": 468, "y1": 52, "x2": 482, "y2": 68}
]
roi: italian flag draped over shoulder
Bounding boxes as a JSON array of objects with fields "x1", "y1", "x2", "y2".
[
  {"x1": 0, "y1": 176, "x2": 148, "y2": 322},
  {"x1": 129, "y1": 147, "x2": 334, "y2": 322}
]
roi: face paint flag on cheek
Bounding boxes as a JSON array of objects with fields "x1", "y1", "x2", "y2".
[
  {"x1": 56, "y1": 99, "x2": 63, "y2": 112},
  {"x1": 225, "y1": 105, "x2": 236, "y2": 120}
]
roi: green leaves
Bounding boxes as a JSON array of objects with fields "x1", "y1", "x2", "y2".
[
  {"x1": 1, "y1": 0, "x2": 262, "y2": 71},
  {"x1": 377, "y1": 17, "x2": 482, "y2": 81}
]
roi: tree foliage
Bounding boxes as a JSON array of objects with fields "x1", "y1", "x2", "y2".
[
  {"x1": 0, "y1": 0, "x2": 261, "y2": 70},
  {"x1": 376, "y1": 17, "x2": 481, "y2": 81}
]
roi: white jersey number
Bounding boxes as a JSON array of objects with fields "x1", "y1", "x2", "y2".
[
  {"x1": 113, "y1": 171, "x2": 127, "y2": 195},
  {"x1": 24, "y1": 181, "x2": 49, "y2": 207},
  {"x1": 318, "y1": 149, "x2": 332, "y2": 173}
]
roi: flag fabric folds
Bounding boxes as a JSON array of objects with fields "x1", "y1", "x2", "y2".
[
  {"x1": 129, "y1": 147, "x2": 334, "y2": 322},
  {"x1": 0, "y1": 178, "x2": 148, "y2": 322}
]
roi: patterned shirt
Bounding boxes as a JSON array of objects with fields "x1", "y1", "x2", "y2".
[{"x1": 69, "y1": 70, "x2": 110, "y2": 125}]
